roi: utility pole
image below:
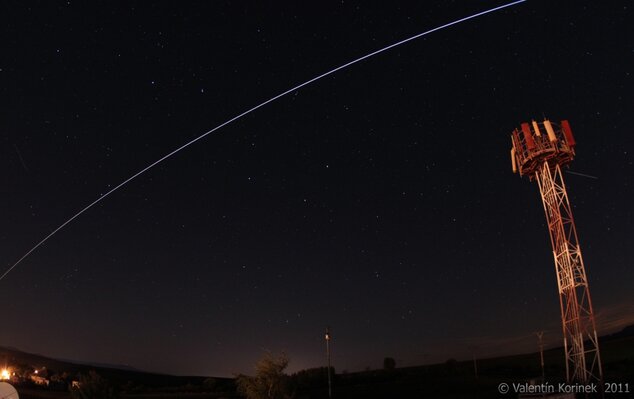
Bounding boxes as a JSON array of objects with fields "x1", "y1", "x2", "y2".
[
  {"x1": 468, "y1": 345, "x2": 479, "y2": 380},
  {"x1": 325, "y1": 326, "x2": 332, "y2": 398},
  {"x1": 536, "y1": 331, "x2": 545, "y2": 382}
]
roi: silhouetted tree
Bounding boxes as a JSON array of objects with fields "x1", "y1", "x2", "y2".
[
  {"x1": 383, "y1": 357, "x2": 396, "y2": 370},
  {"x1": 292, "y1": 367, "x2": 334, "y2": 390},
  {"x1": 236, "y1": 353, "x2": 293, "y2": 399},
  {"x1": 121, "y1": 380, "x2": 145, "y2": 394},
  {"x1": 70, "y1": 371, "x2": 119, "y2": 399},
  {"x1": 445, "y1": 358, "x2": 458, "y2": 374},
  {"x1": 203, "y1": 377, "x2": 219, "y2": 391}
]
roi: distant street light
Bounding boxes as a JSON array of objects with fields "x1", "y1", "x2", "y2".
[{"x1": 325, "y1": 326, "x2": 332, "y2": 398}]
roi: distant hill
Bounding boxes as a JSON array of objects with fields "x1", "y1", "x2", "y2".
[
  {"x1": 0, "y1": 346, "x2": 227, "y2": 391},
  {"x1": 0, "y1": 346, "x2": 77, "y2": 374},
  {"x1": 1, "y1": 324, "x2": 632, "y2": 399},
  {"x1": 603, "y1": 324, "x2": 634, "y2": 341},
  {"x1": 52, "y1": 358, "x2": 140, "y2": 373}
]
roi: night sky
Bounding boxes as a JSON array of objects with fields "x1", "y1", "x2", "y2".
[{"x1": 2, "y1": 2, "x2": 633, "y2": 377}]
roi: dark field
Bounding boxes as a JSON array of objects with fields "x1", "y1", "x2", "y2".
[{"x1": 8, "y1": 334, "x2": 633, "y2": 399}]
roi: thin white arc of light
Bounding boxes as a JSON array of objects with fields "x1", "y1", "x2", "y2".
[
  {"x1": 565, "y1": 170, "x2": 599, "y2": 180},
  {"x1": 1, "y1": 0, "x2": 527, "y2": 282}
]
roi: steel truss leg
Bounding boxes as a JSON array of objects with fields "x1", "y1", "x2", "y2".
[{"x1": 535, "y1": 163, "x2": 603, "y2": 386}]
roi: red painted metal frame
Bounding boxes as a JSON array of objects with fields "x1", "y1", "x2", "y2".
[{"x1": 510, "y1": 120, "x2": 602, "y2": 387}]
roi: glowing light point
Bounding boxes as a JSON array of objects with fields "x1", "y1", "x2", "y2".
[{"x1": 0, "y1": 369, "x2": 10, "y2": 380}]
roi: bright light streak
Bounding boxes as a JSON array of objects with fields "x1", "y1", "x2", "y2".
[{"x1": 1, "y1": 0, "x2": 527, "y2": 282}]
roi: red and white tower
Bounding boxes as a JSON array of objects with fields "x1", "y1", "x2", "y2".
[{"x1": 510, "y1": 119, "x2": 602, "y2": 385}]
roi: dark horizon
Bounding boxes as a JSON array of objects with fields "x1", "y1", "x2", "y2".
[
  {"x1": 2, "y1": 2, "x2": 633, "y2": 377},
  {"x1": 3, "y1": 320, "x2": 634, "y2": 379}
]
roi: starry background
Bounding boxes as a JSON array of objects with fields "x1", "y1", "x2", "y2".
[{"x1": 1, "y1": 1, "x2": 633, "y2": 377}]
